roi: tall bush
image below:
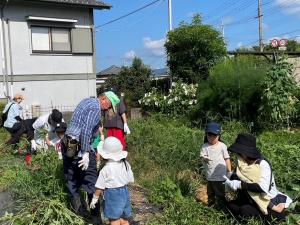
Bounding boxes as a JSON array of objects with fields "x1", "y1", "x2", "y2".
[
  {"x1": 259, "y1": 56, "x2": 298, "y2": 128},
  {"x1": 194, "y1": 56, "x2": 269, "y2": 122}
]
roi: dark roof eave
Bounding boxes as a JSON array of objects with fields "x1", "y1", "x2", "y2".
[{"x1": 19, "y1": 0, "x2": 112, "y2": 10}]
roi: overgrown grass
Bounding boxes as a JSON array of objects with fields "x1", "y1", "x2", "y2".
[
  {"x1": 126, "y1": 115, "x2": 300, "y2": 225},
  {"x1": 0, "y1": 115, "x2": 299, "y2": 224},
  {"x1": 0, "y1": 145, "x2": 85, "y2": 224}
]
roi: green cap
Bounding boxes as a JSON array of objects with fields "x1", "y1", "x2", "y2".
[{"x1": 104, "y1": 91, "x2": 120, "y2": 111}]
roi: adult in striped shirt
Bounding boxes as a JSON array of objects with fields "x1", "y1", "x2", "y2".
[{"x1": 62, "y1": 91, "x2": 120, "y2": 225}]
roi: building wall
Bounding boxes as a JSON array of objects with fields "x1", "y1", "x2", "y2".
[
  {"x1": 288, "y1": 57, "x2": 300, "y2": 84},
  {"x1": 0, "y1": 2, "x2": 97, "y2": 110}
]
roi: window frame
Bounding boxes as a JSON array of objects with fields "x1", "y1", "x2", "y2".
[{"x1": 31, "y1": 25, "x2": 72, "y2": 54}]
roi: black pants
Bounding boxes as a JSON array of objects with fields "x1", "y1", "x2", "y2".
[
  {"x1": 207, "y1": 181, "x2": 226, "y2": 207},
  {"x1": 227, "y1": 190, "x2": 286, "y2": 224},
  {"x1": 61, "y1": 141, "x2": 100, "y2": 218},
  {"x1": 23, "y1": 118, "x2": 36, "y2": 141},
  {"x1": 5, "y1": 122, "x2": 27, "y2": 145}
]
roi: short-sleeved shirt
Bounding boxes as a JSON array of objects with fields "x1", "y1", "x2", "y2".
[
  {"x1": 200, "y1": 142, "x2": 230, "y2": 181},
  {"x1": 95, "y1": 160, "x2": 134, "y2": 189},
  {"x1": 104, "y1": 98, "x2": 126, "y2": 130}
]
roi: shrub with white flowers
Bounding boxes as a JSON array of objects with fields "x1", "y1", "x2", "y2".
[{"x1": 139, "y1": 81, "x2": 198, "y2": 115}]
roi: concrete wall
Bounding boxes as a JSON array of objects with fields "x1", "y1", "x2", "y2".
[
  {"x1": 288, "y1": 57, "x2": 300, "y2": 84},
  {"x1": 0, "y1": 2, "x2": 97, "y2": 110}
]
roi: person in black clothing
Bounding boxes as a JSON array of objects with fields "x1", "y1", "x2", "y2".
[{"x1": 224, "y1": 133, "x2": 292, "y2": 223}]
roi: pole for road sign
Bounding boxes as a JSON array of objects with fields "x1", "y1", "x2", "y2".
[{"x1": 168, "y1": 0, "x2": 173, "y2": 31}]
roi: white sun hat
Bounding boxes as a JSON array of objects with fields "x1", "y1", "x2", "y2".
[{"x1": 98, "y1": 137, "x2": 127, "y2": 161}]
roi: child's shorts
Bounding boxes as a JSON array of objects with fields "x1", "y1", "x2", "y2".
[{"x1": 103, "y1": 186, "x2": 132, "y2": 220}]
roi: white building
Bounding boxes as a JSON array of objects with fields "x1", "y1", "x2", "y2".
[{"x1": 0, "y1": 0, "x2": 110, "y2": 117}]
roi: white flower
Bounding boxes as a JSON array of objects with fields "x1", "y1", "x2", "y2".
[
  {"x1": 189, "y1": 100, "x2": 193, "y2": 105},
  {"x1": 184, "y1": 90, "x2": 188, "y2": 95},
  {"x1": 145, "y1": 102, "x2": 149, "y2": 106},
  {"x1": 138, "y1": 100, "x2": 141, "y2": 104},
  {"x1": 164, "y1": 96, "x2": 167, "y2": 100},
  {"x1": 194, "y1": 99, "x2": 197, "y2": 104},
  {"x1": 169, "y1": 89, "x2": 172, "y2": 93},
  {"x1": 172, "y1": 82, "x2": 176, "y2": 87},
  {"x1": 147, "y1": 99, "x2": 150, "y2": 103},
  {"x1": 155, "y1": 101, "x2": 158, "y2": 106},
  {"x1": 174, "y1": 96, "x2": 178, "y2": 101},
  {"x1": 168, "y1": 99, "x2": 173, "y2": 105},
  {"x1": 181, "y1": 101, "x2": 185, "y2": 105}
]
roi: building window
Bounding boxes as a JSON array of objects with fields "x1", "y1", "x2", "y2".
[
  {"x1": 31, "y1": 27, "x2": 51, "y2": 51},
  {"x1": 31, "y1": 26, "x2": 71, "y2": 53}
]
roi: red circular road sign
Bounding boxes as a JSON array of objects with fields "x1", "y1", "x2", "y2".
[
  {"x1": 279, "y1": 39, "x2": 288, "y2": 46},
  {"x1": 271, "y1": 39, "x2": 279, "y2": 48}
]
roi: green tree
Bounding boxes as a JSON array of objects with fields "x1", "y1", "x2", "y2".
[
  {"x1": 259, "y1": 55, "x2": 298, "y2": 127},
  {"x1": 165, "y1": 14, "x2": 226, "y2": 83},
  {"x1": 101, "y1": 57, "x2": 152, "y2": 106},
  {"x1": 193, "y1": 56, "x2": 268, "y2": 122}
]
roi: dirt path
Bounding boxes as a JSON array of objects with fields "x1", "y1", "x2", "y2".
[{"x1": 129, "y1": 185, "x2": 161, "y2": 225}]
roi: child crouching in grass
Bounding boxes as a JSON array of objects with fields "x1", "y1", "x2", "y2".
[
  {"x1": 200, "y1": 122, "x2": 232, "y2": 208},
  {"x1": 90, "y1": 137, "x2": 134, "y2": 225}
]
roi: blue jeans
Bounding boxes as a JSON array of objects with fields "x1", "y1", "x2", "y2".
[{"x1": 103, "y1": 186, "x2": 131, "y2": 220}]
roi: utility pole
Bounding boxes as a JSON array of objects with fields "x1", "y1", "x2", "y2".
[
  {"x1": 258, "y1": 0, "x2": 263, "y2": 52},
  {"x1": 221, "y1": 20, "x2": 225, "y2": 39},
  {"x1": 168, "y1": 0, "x2": 173, "y2": 31},
  {"x1": 167, "y1": 0, "x2": 173, "y2": 89}
]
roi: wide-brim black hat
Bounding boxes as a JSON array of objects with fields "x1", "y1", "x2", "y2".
[
  {"x1": 228, "y1": 133, "x2": 261, "y2": 159},
  {"x1": 49, "y1": 109, "x2": 63, "y2": 127}
]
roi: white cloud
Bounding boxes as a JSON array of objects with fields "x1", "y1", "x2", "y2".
[
  {"x1": 237, "y1": 42, "x2": 243, "y2": 48},
  {"x1": 143, "y1": 37, "x2": 166, "y2": 57},
  {"x1": 123, "y1": 50, "x2": 136, "y2": 61},
  {"x1": 222, "y1": 16, "x2": 234, "y2": 25},
  {"x1": 275, "y1": 0, "x2": 300, "y2": 16}
]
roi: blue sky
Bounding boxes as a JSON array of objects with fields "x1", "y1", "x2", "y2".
[{"x1": 94, "y1": 0, "x2": 300, "y2": 72}]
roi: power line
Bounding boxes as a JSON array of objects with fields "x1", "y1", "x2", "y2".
[
  {"x1": 243, "y1": 28, "x2": 300, "y2": 47},
  {"x1": 95, "y1": 0, "x2": 166, "y2": 33},
  {"x1": 209, "y1": 0, "x2": 257, "y2": 25},
  {"x1": 95, "y1": 0, "x2": 163, "y2": 29}
]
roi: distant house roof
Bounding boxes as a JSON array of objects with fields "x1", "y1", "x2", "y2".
[
  {"x1": 152, "y1": 68, "x2": 168, "y2": 77},
  {"x1": 97, "y1": 65, "x2": 121, "y2": 76},
  {"x1": 97, "y1": 66, "x2": 170, "y2": 79},
  {"x1": 21, "y1": 0, "x2": 111, "y2": 9}
]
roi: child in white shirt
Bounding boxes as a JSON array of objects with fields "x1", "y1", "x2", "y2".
[
  {"x1": 200, "y1": 122, "x2": 231, "y2": 207},
  {"x1": 90, "y1": 137, "x2": 134, "y2": 225}
]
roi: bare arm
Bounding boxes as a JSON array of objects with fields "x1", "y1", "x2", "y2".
[
  {"x1": 121, "y1": 113, "x2": 127, "y2": 124},
  {"x1": 225, "y1": 158, "x2": 232, "y2": 172},
  {"x1": 45, "y1": 133, "x2": 52, "y2": 146}
]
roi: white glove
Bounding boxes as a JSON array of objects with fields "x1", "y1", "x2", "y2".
[
  {"x1": 90, "y1": 194, "x2": 99, "y2": 209},
  {"x1": 124, "y1": 123, "x2": 131, "y2": 135},
  {"x1": 31, "y1": 140, "x2": 37, "y2": 151},
  {"x1": 223, "y1": 175, "x2": 241, "y2": 191},
  {"x1": 78, "y1": 152, "x2": 89, "y2": 170}
]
